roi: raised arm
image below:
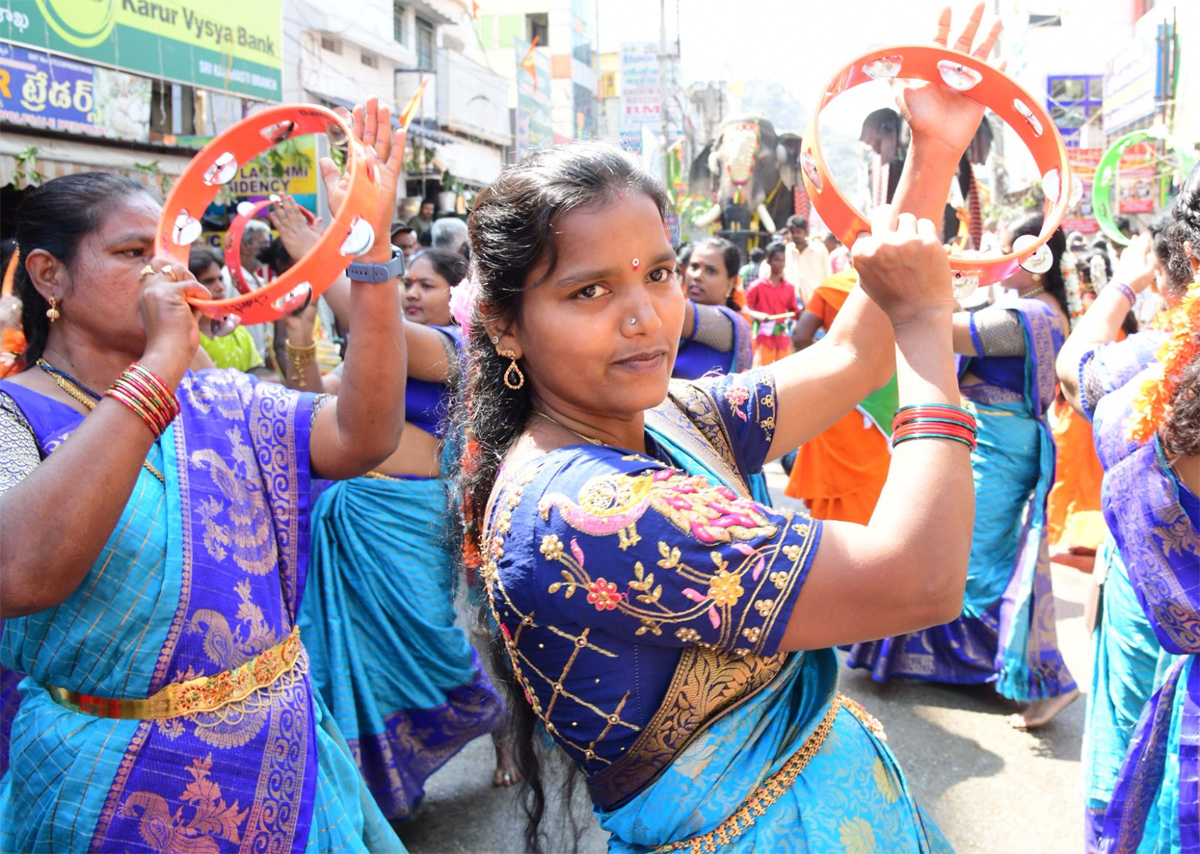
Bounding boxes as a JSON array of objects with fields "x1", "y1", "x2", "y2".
[
  {"x1": 765, "y1": 4, "x2": 1001, "y2": 461},
  {"x1": 308, "y1": 98, "x2": 408, "y2": 479},
  {"x1": 1057, "y1": 232, "x2": 1157, "y2": 415},
  {"x1": 781, "y1": 207, "x2": 972, "y2": 649}
]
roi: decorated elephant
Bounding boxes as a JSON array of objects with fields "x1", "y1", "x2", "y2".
[{"x1": 688, "y1": 115, "x2": 802, "y2": 250}]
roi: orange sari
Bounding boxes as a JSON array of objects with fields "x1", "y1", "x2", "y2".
[
  {"x1": 1046, "y1": 392, "x2": 1107, "y2": 553},
  {"x1": 784, "y1": 271, "x2": 893, "y2": 524}
]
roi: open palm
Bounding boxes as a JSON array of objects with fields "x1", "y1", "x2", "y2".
[
  {"x1": 320, "y1": 96, "x2": 406, "y2": 261},
  {"x1": 895, "y1": 5, "x2": 1002, "y2": 157}
]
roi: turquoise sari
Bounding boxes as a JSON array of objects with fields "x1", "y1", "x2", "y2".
[
  {"x1": 298, "y1": 472, "x2": 505, "y2": 821},
  {"x1": 483, "y1": 370, "x2": 948, "y2": 852},
  {"x1": 0, "y1": 371, "x2": 400, "y2": 853},
  {"x1": 846, "y1": 299, "x2": 1075, "y2": 702}
]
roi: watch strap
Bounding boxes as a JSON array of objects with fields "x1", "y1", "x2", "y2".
[{"x1": 347, "y1": 246, "x2": 404, "y2": 283}]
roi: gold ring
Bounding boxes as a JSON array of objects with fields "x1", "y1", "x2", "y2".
[
  {"x1": 139, "y1": 264, "x2": 156, "y2": 279},
  {"x1": 160, "y1": 264, "x2": 177, "y2": 281}
]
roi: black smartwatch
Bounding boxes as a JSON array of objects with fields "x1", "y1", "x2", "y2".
[{"x1": 346, "y1": 246, "x2": 405, "y2": 283}]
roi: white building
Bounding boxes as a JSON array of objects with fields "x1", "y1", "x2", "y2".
[{"x1": 283, "y1": 0, "x2": 512, "y2": 213}]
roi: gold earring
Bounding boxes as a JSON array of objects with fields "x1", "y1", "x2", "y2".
[
  {"x1": 46, "y1": 297, "x2": 60, "y2": 322},
  {"x1": 498, "y1": 348, "x2": 524, "y2": 390}
]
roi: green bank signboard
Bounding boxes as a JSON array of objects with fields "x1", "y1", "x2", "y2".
[{"x1": 1, "y1": 0, "x2": 282, "y2": 101}]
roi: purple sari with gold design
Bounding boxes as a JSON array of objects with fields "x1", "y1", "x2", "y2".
[
  {"x1": 1094, "y1": 370, "x2": 1200, "y2": 854},
  {"x1": 0, "y1": 370, "x2": 400, "y2": 853}
]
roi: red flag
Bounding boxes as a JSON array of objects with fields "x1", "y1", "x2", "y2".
[{"x1": 520, "y1": 35, "x2": 539, "y2": 94}]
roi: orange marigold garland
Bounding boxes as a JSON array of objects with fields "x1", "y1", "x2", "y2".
[{"x1": 1128, "y1": 272, "x2": 1200, "y2": 444}]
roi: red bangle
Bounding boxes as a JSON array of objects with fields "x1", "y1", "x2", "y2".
[
  {"x1": 893, "y1": 412, "x2": 978, "y2": 432},
  {"x1": 105, "y1": 363, "x2": 179, "y2": 438}
]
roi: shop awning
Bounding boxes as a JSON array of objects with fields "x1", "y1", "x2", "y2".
[{"x1": 0, "y1": 131, "x2": 195, "y2": 190}]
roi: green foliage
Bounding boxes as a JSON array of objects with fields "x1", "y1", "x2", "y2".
[{"x1": 12, "y1": 147, "x2": 46, "y2": 189}]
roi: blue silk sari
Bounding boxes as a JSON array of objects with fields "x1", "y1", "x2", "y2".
[
  {"x1": 1094, "y1": 372, "x2": 1200, "y2": 854},
  {"x1": 846, "y1": 299, "x2": 1075, "y2": 702},
  {"x1": 298, "y1": 473, "x2": 505, "y2": 821},
  {"x1": 1074, "y1": 329, "x2": 1175, "y2": 850},
  {"x1": 484, "y1": 370, "x2": 948, "y2": 852},
  {"x1": 299, "y1": 323, "x2": 504, "y2": 821},
  {"x1": 0, "y1": 371, "x2": 400, "y2": 853}
]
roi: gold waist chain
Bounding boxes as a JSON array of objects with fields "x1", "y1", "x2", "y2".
[
  {"x1": 652, "y1": 694, "x2": 885, "y2": 854},
  {"x1": 46, "y1": 626, "x2": 302, "y2": 720}
]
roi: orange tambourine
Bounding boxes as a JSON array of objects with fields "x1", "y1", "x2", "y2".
[
  {"x1": 156, "y1": 105, "x2": 379, "y2": 329},
  {"x1": 801, "y1": 45, "x2": 1075, "y2": 295},
  {"x1": 224, "y1": 196, "x2": 316, "y2": 295}
]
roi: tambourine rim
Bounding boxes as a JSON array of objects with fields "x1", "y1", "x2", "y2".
[
  {"x1": 224, "y1": 197, "x2": 317, "y2": 295},
  {"x1": 1092, "y1": 128, "x2": 1196, "y2": 247},
  {"x1": 801, "y1": 44, "x2": 1072, "y2": 287},
  {"x1": 155, "y1": 104, "x2": 376, "y2": 324}
]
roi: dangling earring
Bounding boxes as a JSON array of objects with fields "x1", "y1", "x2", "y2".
[
  {"x1": 498, "y1": 348, "x2": 525, "y2": 390},
  {"x1": 46, "y1": 297, "x2": 60, "y2": 322}
]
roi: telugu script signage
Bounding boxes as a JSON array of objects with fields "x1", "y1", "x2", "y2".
[
  {"x1": 1, "y1": 0, "x2": 281, "y2": 102},
  {"x1": 0, "y1": 41, "x2": 151, "y2": 140}
]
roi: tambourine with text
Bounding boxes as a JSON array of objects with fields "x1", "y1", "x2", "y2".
[
  {"x1": 155, "y1": 105, "x2": 380, "y2": 333},
  {"x1": 801, "y1": 45, "x2": 1074, "y2": 296}
]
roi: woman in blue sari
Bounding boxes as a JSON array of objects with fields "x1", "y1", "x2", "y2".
[
  {"x1": 1091, "y1": 332, "x2": 1200, "y2": 852},
  {"x1": 1055, "y1": 194, "x2": 1195, "y2": 850},
  {"x1": 448, "y1": 9, "x2": 999, "y2": 851},
  {"x1": 674, "y1": 237, "x2": 774, "y2": 505},
  {"x1": 846, "y1": 211, "x2": 1078, "y2": 729},
  {"x1": 296, "y1": 247, "x2": 509, "y2": 822},
  {"x1": 675, "y1": 237, "x2": 754, "y2": 381},
  {"x1": 0, "y1": 99, "x2": 410, "y2": 852}
]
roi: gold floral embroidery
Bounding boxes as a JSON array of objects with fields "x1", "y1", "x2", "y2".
[
  {"x1": 741, "y1": 626, "x2": 761, "y2": 643},
  {"x1": 873, "y1": 758, "x2": 898, "y2": 803},
  {"x1": 707, "y1": 570, "x2": 744, "y2": 608},
  {"x1": 754, "y1": 599, "x2": 774, "y2": 617},
  {"x1": 119, "y1": 754, "x2": 249, "y2": 851}
]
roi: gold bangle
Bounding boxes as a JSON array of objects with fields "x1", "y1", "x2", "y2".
[{"x1": 285, "y1": 340, "x2": 317, "y2": 377}]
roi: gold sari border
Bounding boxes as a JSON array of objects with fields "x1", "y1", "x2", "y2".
[
  {"x1": 47, "y1": 626, "x2": 302, "y2": 720},
  {"x1": 651, "y1": 694, "x2": 885, "y2": 854}
]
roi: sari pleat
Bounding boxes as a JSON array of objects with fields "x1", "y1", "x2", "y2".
[{"x1": 298, "y1": 474, "x2": 505, "y2": 821}]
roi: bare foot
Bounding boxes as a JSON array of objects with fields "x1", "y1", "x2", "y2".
[
  {"x1": 1050, "y1": 546, "x2": 1097, "y2": 572},
  {"x1": 491, "y1": 731, "x2": 521, "y2": 787},
  {"x1": 1006, "y1": 687, "x2": 1080, "y2": 729}
]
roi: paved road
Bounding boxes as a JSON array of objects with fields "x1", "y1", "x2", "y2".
[{"x1": 397, "y1": 466, "x2": 1092, "y2": 854}]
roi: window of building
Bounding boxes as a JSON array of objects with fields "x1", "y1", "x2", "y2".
[
  {"x1": 361, "y1": 52, "x2": 378, "y2": 68},
  {"x1": 416, "y1": 17, "x2": 435, "y2": 69},
  {"x1": 1046, "y1": 74, "x2": 1103, "y2": 147},
  {"x1": 527, "y1": 13, "x2": 548, "y2": 47},
  {"x1": 393, "y1": 2, "x2": 407, "y2": 45},
  {"x1": 599, "y1": 72, "x2": 617, "y2": 100},
  {"x1": 320, "y1": 36, "x2": 341, "y2": 54},
  {"x1": 150, "y1": 79, "x2": 196, "y2": 139}
]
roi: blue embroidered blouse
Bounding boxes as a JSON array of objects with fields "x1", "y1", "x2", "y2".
[{"x1": 482, "y1": 370, "x2": 822, "y2": 804}]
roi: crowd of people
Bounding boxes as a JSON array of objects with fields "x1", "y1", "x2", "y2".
[{"x1": 0, "y1": 5, "x2": 1196, "y2": 853}]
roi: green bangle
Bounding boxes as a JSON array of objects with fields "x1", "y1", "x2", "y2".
[{"x1": 892, "y1": 431, "x2": 976, "y2": 450}]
